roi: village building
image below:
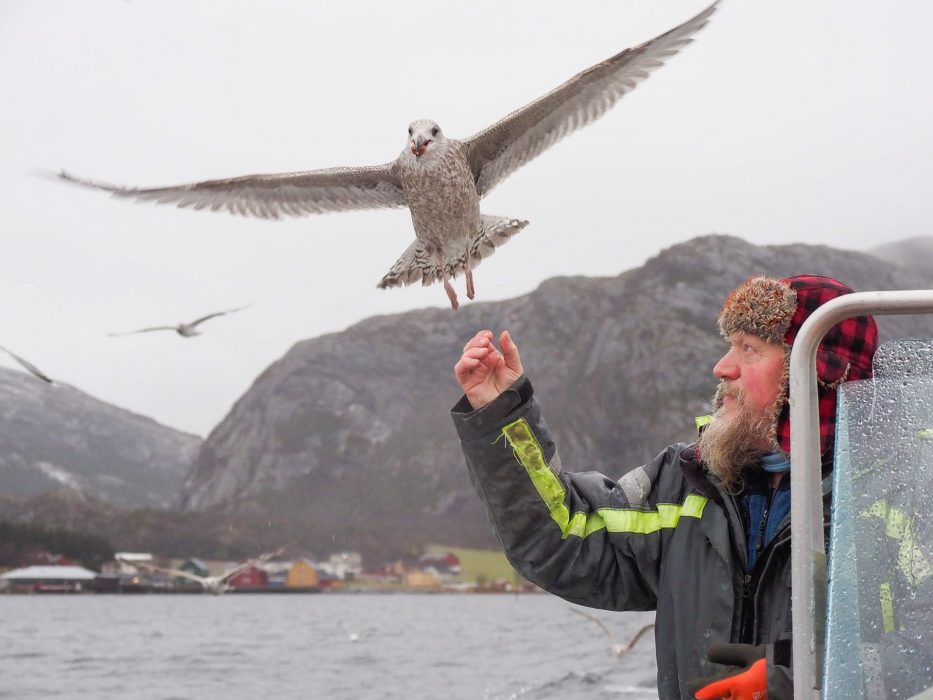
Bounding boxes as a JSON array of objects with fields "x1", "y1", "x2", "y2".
[
  {"x1": 318, "y1": 551, "x2": 362, "y2": 581},
  {"x1": 228, "y1": 565, "x2": 269, "y2": 591},
  {"x1": 0, "y1": 565, "x2": 97, "y2": 593},
  {"x1": 285, "y1": 558, "x2": 319, "y2": 590},
  {"x1": 403, "y1": 570, "x2": 441, "y2": 589}
]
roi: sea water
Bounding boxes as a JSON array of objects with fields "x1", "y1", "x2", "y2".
[{"x1": 0, "y1": 592, "x2": 658, "y2": 699}]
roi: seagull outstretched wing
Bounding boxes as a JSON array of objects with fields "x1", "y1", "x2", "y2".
[
  {"x1": 0, "y1": 345, "x2": 55, "y2": 384},
  {"x1": 219, "y1": 560, "x2": 259, "y2": 584},
  {"x1": 571, "y1": 607, "x2": 617, "y2": 643},
  {"x1": 218, "y1": 547, "x2": 286, "y2": 584},
  {"x1": 59, "y1": 163, "x2": 406, "y2": 220},
  {"x1": 462, "y1": 1, "x2": 718, "y2": 197},
  {"x1": 570, "y1": 608, "x2": 655, "y2": 658},
  {"x1": 188, "y1": 304, "x2": 251, "y2": 329},
  {"x1": 108, "y1": 326, "x2": 177, "y2": 337},
  {"x1": 124, "y1": 558, "x2": 207, "y2": 585}
]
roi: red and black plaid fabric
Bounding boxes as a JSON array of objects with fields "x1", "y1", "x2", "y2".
[{"x1": 774, "y1": 275, "x2": 879, "y2": 456}]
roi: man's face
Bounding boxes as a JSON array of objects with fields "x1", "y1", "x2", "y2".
[
  {"x1": 698, "y1": 333, "x2": 787, "y2": 491},
  {"x1": 712, "y1": 333, "x2": 786, "y2": 444}
]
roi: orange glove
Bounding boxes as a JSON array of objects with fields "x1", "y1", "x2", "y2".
[{"x1": 688, "y1": 643, "x2": 768, "y2": 700}]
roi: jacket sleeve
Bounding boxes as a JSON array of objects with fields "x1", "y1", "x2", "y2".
[{"x1": 451, "y1": 376, "x2": 669, "y2": 611}]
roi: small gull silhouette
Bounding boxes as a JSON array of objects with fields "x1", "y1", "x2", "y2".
[
  {"x1": 108, "y1": 304, "x2": 251, "y2": 338},
  {"x1": 0, "y1": 345, "x2": 55, "y2": 384},
  {"x1": 117, "y1": 547, "x2": 284, "y2": 594},
  {"x1": 570, "y1": 608, "x2": 655, "y2": 659}
]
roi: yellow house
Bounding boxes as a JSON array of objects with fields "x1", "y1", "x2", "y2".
[
  {"x1": 286, "y1": 559, "x2": 319, "y2": 588},
  {"x1": 404, "y1": 570, "x2": 440, "y2": 589}
]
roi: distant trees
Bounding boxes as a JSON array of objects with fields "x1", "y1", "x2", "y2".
[{"x1": 0, "y1": 521, "x2": 114, "y2": 570}]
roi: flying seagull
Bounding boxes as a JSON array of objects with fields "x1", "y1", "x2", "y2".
[
  {"x1": 59, "y1": 2, "x2": 718, "y2": 309},
  {"x1": 570, "y1": 608, "x2": 655, "y2": 659},
  {"x1": 0, "y1": 345, "x2": 55, "y2": 384},
  {"x1": 117, "y1": 547, "x2": 284, "y2": 595},
  {"x1": 108, "y1": 304, "x2": 250, "y2": 338}
]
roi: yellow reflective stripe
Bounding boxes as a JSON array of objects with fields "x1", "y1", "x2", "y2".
[
  {"x1": 502, "y1": 418, "x2": 573, "y2": 535},
  {"x1": 918, "y1": 428, "x2": 933, "y2": 440},
  {"x1": 601, "y1": 509, "x2": 663, "y2": 535},
  {"x1": 682, "y1": 494, "x2": 709, "y2": 518},
  {"x1": 501, "y1": 418, "x2": 707, "y2": 539},
  {"x1": 600, "y1": 495, "x2": 707, "y2": 534},
  {"x1": 695, "y1": 415, "x2": 713, "y2": 432},
  {"x1": 879, "y1": 582, "x2": 895, "y2": 634},
  {"x1": 861, "y1": 500, "x2": 933, "y2": 586}
]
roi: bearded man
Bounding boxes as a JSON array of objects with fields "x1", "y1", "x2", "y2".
[{"x1": 451, "y1": 275, "x2": 878, "y2": 700}]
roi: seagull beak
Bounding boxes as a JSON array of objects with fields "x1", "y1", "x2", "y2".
[{"x1": 411, "y1": 137, "x2": 432, "y2": 157}]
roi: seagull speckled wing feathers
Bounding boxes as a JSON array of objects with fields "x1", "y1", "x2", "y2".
[
  {"x1": 59, "y1": 164, "x2": 406, "y2": 220},
  {"x1": 462, "y1": 1, "x2": 718, "y2": 197}
]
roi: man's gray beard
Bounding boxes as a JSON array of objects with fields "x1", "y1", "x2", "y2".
[{"x1": 697, "y1": 383, "x2": 777, "y2": 493}]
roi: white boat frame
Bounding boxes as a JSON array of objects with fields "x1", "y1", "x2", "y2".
[{"x1": 788, "y1": 289, "x2": 933, "y2": 700}]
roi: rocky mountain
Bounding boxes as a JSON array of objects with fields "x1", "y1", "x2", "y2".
[
  {"x1": 0, "y1": 371, "x2": 200, "y2": 509},
  {"x1": 177, "y1": 235, "x2": 933, "y2": 561},
  {"x1": 869, "y1": 236, "x2": 933, "y2": 277},
  {"x1": 0, "y1": 489, "x2": 292, "y2": 561}
]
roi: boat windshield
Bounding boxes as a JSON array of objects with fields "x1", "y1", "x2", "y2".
[{"x1": 824, "y1": 339, "x2": 933, "y2": 699}]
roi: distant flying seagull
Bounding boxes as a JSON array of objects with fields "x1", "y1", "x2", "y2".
[
  {"x1": 117, "y1": 547, "x2": 284, "y2": 595},
  {"x1": 58, "y1": 3, "x2": 717, "y2": 309},
  {"x1": 108, "y1": 304, "x2": 250, "y2": 338},
  {"x1": 570, "y1": 608, "x2": 655, "y2": 659},
  {"x1": 0, "y1": 345, "x2": 55, "y2": 384}
]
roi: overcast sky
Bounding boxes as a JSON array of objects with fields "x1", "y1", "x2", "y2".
[{"x1": 1, "y1": 0, "x2": 930, "y2": 437}]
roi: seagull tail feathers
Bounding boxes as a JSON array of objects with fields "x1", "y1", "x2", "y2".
[{"x1": 376, "y1": 215, "x2": 529, "y2": 290}]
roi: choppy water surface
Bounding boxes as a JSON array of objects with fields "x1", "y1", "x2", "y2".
[{"x1": 0, "y1": 593, "x2": 658, "y2": 699}]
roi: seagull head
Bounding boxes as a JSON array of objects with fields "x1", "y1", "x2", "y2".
[{"x1": 408, "y1": 119, "x2": 443, "y2": 158}]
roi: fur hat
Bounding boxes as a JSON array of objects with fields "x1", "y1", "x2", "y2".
[{"x1": 717, "y1": 275, "x2": 879, "y2": 455}]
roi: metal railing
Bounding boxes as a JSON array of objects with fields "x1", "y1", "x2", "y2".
[{"x1": 788, "y1": 289, "x2": 933, "y2": 700}]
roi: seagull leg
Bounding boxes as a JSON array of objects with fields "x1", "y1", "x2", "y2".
[
  {"x1": 443, "y1": 273, "x2": 459, "y2": 310},
  {"x1": 465, "y1": 250, "x2": 475, "y2": 301},
  {"x1": 435, "y1": 249, "x2": 459, "y2": 310}
]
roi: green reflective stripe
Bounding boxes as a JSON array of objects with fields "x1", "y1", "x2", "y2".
[
  {"x1": 500, "y1": 418, "x2": 708, "y2": 539},
  {"x1": 600, "y1": 495, "x2": 707, "y2": 534},
  {"x1": 682, "y1": 494, "x2": 709, "y2": 518},
  {"x1": 695, "y1": 415, "x2": 713, "y2": 432},
  {"x1": 502, "y1": 418, "x2": 573, "y2": 535},
  {"x1": 601, "y1": 509, "x2": 663, "y2": 535},
  {"x1": 879, "y1": 582, "x2": 895, "y2": 634},
  {"x1": 861, "y1": 499, "x2": 933, "y2": 586},
  {"x1": 918, "y1": 428, "x2": 933, "y2": 441}
]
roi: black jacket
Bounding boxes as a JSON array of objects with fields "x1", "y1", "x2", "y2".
[{"x1": 451, "y1": 377, "x2": 825, "y2": 699}]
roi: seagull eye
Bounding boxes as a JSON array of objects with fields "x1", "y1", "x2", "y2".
[
  {"x1": 408, "y1": 127, "x2": 413, "y2": 136},
  {"x1": 431, "y1": 127, "x2": 439, "y2": 137}
]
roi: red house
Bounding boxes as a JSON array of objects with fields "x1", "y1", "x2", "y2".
[{"x1": 228, "y1": 565, "x2": 268, "y2": 591}]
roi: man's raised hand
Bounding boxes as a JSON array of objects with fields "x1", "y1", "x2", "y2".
[{"x1": 454, "y1": 330, "x2": 524, "y2": 409}]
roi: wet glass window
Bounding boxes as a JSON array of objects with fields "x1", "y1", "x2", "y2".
[{"x1": 825, "y1": 339, "x2": 933, "y2": 699}]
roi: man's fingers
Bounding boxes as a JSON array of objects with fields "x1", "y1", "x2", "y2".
[
  {"x1": 462, "y1": 346, "x2": 489, "y2": 359},
  {"x1": 456, "y1": 357, "x2": 481, "y2": 371},
  {"x1": 456, "y1": 347, "x2": 490, "y2": 371},
  {"x1": 499, "y1": 330, "x2": 523, "y2": 371},
  {"x1": 463, "y1": 330, "x2": 493, "y2": 353}
]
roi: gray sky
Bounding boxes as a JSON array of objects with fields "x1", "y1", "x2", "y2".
[{"x1": 1, "y1": 1, "x2": 931, "y2": 437}]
